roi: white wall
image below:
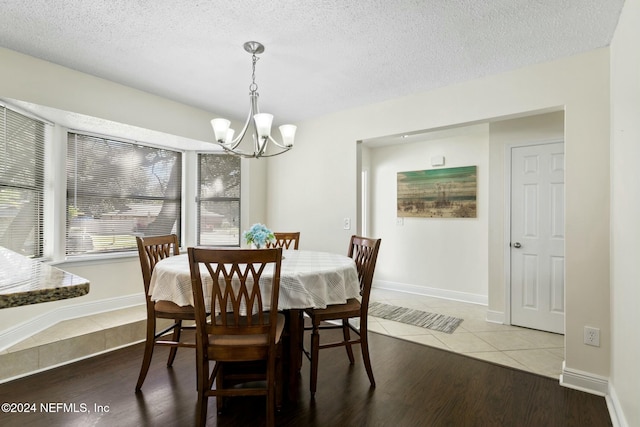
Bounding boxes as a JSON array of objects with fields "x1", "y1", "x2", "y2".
[
  {"x1": 0, "y1": 48, "x2": 213, "y2": 143},
  {"x1": 267, "y1": 49, "x2": 611, "y2": 384},
  {"x1": 266, "y1": 115, "x2": 359, "y2": 252},
  {"x1": 368, "y1": 125, "x2": 489, "y2": 303},
  {"x1": 609, "y1": 0, "x2": 640, "y2": 425},
  {"x1": 0, "y1": 47, "x2": 267, "y2": 339}
]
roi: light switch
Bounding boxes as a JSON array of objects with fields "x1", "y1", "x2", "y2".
[{"x1": 343, "y1": 218, "x2": 351, "y2": 230}]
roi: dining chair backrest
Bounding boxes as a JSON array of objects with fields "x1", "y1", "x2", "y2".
[
  {"x1": 348, "y1": 235, "x2": 381, "y2": 304},
  {"x1": 188, "y1": 247, "x2": 283, "y2": 360},
  {"x1": 267, "y1": 232, "x2": 300, "y2": 250},
  {"x1": 136, "y1": 234, "x2": 180, "y2": 297}
]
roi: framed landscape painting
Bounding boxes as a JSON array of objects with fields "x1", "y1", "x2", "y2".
[{"x1": 397, "y1": 166, "x2": 477, "y2": 218}]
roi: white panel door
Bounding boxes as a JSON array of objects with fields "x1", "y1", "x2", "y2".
[{"x1": 510, "y1": 142, "x2": 565, "y2": 333}]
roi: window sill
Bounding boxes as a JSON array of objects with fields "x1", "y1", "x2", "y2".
[{"x1": 49, "y1": 251, "x2": 139, "y2": 268}]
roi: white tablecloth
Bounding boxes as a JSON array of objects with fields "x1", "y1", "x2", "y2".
[{"x1": 148, "y1": 249, "x2": 361, "y2": 311}]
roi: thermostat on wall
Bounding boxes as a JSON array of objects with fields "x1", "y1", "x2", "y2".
[{"x1": 431, "y1": 156, "x2": 445, "y2": 166}]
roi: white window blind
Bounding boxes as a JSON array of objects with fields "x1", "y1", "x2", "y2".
[
  {"x1": 0, "y1": 106, "x2": 45, "y2": 258},
  {"x1": 197, "y1": 153, "x2": 240, "y2": 246},
  {"x1": 66, "y1": 133, "x2": 182, "y2": 256}
]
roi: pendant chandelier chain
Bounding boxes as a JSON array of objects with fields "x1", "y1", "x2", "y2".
[{"x1": 249, "y1": 54, "x2": 259, "y2": 94}]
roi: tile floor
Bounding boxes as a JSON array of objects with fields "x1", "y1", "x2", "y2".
[{"x1": 368, "y1": 288, "x2": 565, "y2": 379}]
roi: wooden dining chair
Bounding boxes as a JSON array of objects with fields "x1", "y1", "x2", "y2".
[
  {"x1": 188, "y1": 247, "x2": 285, "y2": 427},
  {"x1": 303, "y1": 235, "x2": 381, "y2": 397},
  {"x1": 135, "y1": 234, "x2": 197, "y2": 392},
  {"x1": 266, "y1": 232, "x2": 300, "y2": 250}
]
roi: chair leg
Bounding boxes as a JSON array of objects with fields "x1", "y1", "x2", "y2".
[
  {"x1": 195, "y1": 355, "x2": 209, "y2": 427},
  {"x1": 276, "y1": 346, "x2": 283, "y2": 410},
  {"x1": 360, "y1": 320, "x2": 376, "y2": 388},
  {"x1": 342, "y1": 319, "x2": 355, "y2": 364},
  {"x1": 310, "y1": 321, "x2": 320, "y2": 397},
  {"x1": 267, "y1": 388, "x2": 275, "y2": 427},
  {"x1": 135, "y1": 316, "x2": 157, "y2": 391},
  {"x1": 167, "y1": 320, "x2": 182, "y2": 366},
  {"x1": 266, "y1": 356, "x2": 277, "y2": 427},
  {"x1": 215, "y1": 363, "x2": 225, "y2": 414},
  {"x1": 195, "y1": 389, "x2": 207, "y2": 427}
]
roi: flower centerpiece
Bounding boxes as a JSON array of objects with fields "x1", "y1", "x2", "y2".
[{"x1": 243, "y1": 223, "x2": 275, "y2": 249}]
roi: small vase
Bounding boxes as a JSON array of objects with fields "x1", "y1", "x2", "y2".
[{"x1": 252, "y1": 243, "x2": 263, "y2": 249}]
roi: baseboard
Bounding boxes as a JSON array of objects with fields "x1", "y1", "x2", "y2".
[
  {"x1": 0, "y1": 294, "x2": 145, "y2": 352},
  {"x1": 560, "y1": 361, "x2": 609, "y2": 396},
  {"x1": 485, "y1": 310, "x2": 505, "y2": 324},
  {"x1": 606, "y1": 384, "x2": 629, "y2": 427},
  {"x1": 373, "y1": 280, "x2": 488, "y2": 306}
]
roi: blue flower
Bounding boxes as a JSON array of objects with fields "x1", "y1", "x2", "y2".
[{"x1": 243, "y1": 223, "x2": 275, "y2": 248}]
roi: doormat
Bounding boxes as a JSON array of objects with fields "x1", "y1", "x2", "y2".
[{"x1": 368, "y1": 302, "x2": 463, "y2": 334}]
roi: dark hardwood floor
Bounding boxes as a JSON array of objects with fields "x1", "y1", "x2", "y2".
[{"x1": 0, "y1": 330, "x2": 611, "y2": 427}]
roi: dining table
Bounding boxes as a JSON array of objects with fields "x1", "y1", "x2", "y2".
[{"x1": 148, "y1": 248, "x2": 361, "y2": 395}]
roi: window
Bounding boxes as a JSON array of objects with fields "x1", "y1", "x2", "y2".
[
  {"x1": 66, "y1": 133, "x2": 182, "y2": 256},
  {"x1": 197, "y1": 153, "x2": 240, "y2": 246},
  {"x1": 0, "y1": 106, "x2": 46, "y2": 258}
]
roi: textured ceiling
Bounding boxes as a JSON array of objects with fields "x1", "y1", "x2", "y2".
[{"x1": 0, "y1": 0, "x2": 625, "y2": 125}]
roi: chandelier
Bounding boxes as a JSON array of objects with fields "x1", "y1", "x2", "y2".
[{"x1": 210, "y1": 41, "x2": 296, "y2": 158}]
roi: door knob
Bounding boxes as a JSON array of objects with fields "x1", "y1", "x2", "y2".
[{"x1": 513, "y1": 242, "x2": 522, "y2": 248}]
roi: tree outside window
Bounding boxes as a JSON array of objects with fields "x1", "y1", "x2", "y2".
[{"x1": 198, "y1": 153, "x2": 240, "y2": 246}]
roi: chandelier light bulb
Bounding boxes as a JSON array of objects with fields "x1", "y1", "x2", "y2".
[
  {"x1": 254, "y1": 113, "x2": 273, "y2": 140},
  {"x1": 211, "y1": 118, "x2": 230, "y2": 143},
  {"x1": 279, "y1": 124, "x2": 297, "y2": 147}
]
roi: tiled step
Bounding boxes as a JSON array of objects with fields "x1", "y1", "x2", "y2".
[{"x1": 0, "y1": 305, "x2": 159, "y2": 383}]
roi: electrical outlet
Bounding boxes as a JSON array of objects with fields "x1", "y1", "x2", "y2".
[
  {"x1": 584, "y1": 326, "x2": 600, "y2": 347},
  {"x1": 343, "y1": 217, "x2": 351, "y2": 230},
  {"x1": 396, "y1": 217, "x2": 404, "y2": 226}
]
